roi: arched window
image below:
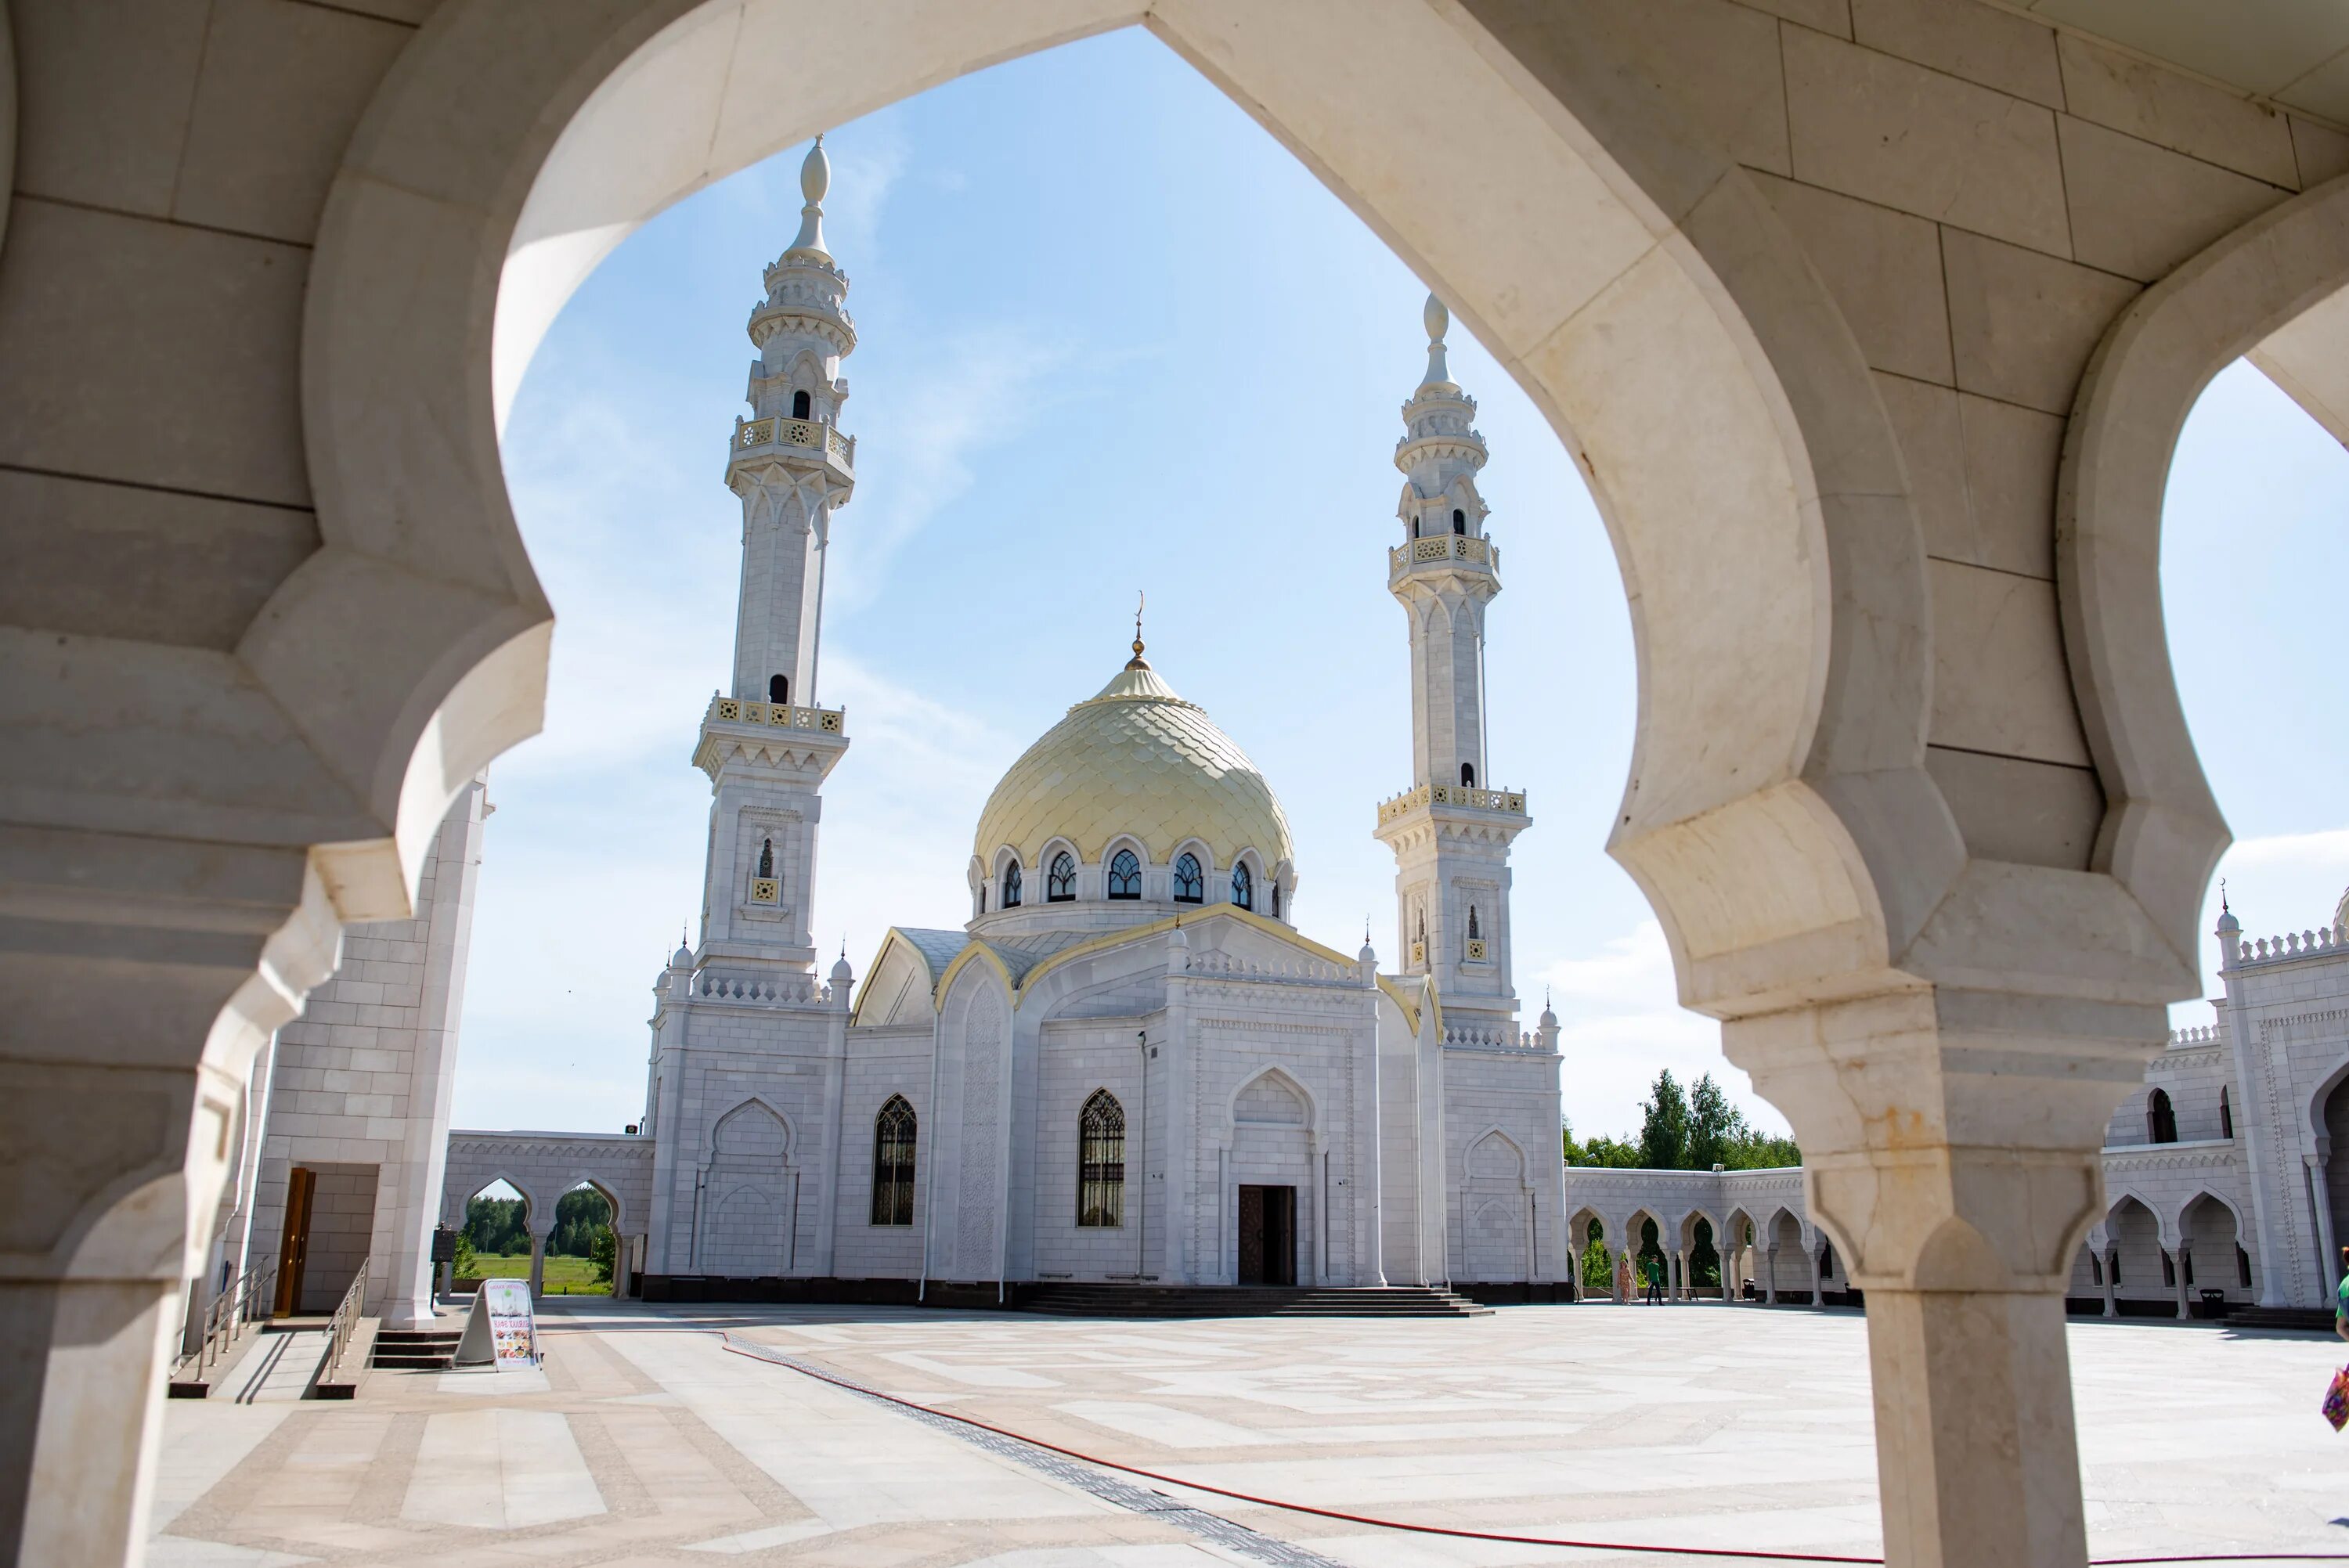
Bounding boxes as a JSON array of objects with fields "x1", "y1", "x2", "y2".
[
  {"x1": 1173, "y1": 853, "x2": 1203, "y2": 903},
  {"x1": 1077, "y1": 1090, "x2": 1125, "y2": 1227},
  {"x1": 791, "y1": 388, "x2": 812, "y2": 419},
  {"x1": 769, "y1": 672, "x2": 788, "y2": 705},
  {"x1": 1452, "y1": 507, "x2": 1467, "y2": 535},
  {"x1": 1460, "y1": 762, "x2": 1475, "y2": 787},
  {"x1": 871, "y1": 1095, "x2": 916, "y2": 1225},
  {"x1": 2220, "y1": 1086, "x2": 2233, "y2": 1140},
  {"x1": 1000, "y1": 859, "x2": 1022, "y2": 909},
  {"x1": 1108, "y1": 849, "x2": 1142, "y2": 899},
  {"x1": 1467, "y1": 903, "x2": 1481, "y2": 939},
  {"x1": 1048, "y1": 852, "x2": 1076, "y2": 902},
  {"x1": 757, "y1": 838, "x2": 773, "y2": 878},
  {"x1": 1411, "y1": 515, "x2": 1421, "y2": 539},
  {"x1": 1230, "y1": 861, "x2": 1253, "y2": 910},
  {"x1": 2148, "y1": 1087, "x2": 2178, "y2": 1144},
  {"x1": 1269, "y1": 879, "x2": 1282, "y2": 919}
]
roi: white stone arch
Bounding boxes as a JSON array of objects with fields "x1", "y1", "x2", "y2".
[
  {"x1": 1167, "y1": 836, "x2": 1215, "y2": 903},
  {"x1": 1224, "y1": 846, "x2": 1266, "y2": 910},
  {"x1": 1227, "y1": 1065, "x2": 1316, "y2": 1142},
  {"x1": 990, "y1": 843, "x2": 1027, "y2": 908},
  {"x1": 1099, "y1": 831, "x2": 1153, "y2": 889},
  {"x1": 2060, "y1": 171, "x2": 2349, "y2": 964},
  {"x1": 2303, "y1": 1051, "x2": 2349, "y2": 1139},
  {"x1": 1462, "y1": 1125, "x2": 1528, "y2": 1185},
  {"x1": 448, "y1": 1169, "x2": 544, "y2": 1232},
  {"x1": 555, "y1": 1170, "x2": 628, "y2": 1239},
  {"x1": 705, "y1": 1095, "x2": 796, "y2": 1162},
  {"x1": 2104, "y1": 1188, "x2": 2175, "y2": 1251},
  {"x1": 1037, "y1": 834, "x2": 1083, "y2": 902}
]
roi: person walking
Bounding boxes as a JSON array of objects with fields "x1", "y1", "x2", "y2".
[{"x1": 1643, "y1": 1255, "x2": 1665, "y2": 1306}]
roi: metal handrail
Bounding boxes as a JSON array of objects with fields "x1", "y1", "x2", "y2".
[
  {"x1": 323, "y1": 1259, "x2": 370, "y2": 1382},
  {"x1": 175, "y1": 1260, "x2": 276, "y2": 1382}
]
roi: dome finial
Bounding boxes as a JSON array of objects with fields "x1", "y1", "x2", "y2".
[
  {"x1": 1126, "y1": 589, "x2": 1149, "y2": 670},
  {"x1": 787, "y1": 135, "x2": 832, "y2": 261},
  {"x1": 1420, "y1": 291, "x2": 1452, "y2": 389}
]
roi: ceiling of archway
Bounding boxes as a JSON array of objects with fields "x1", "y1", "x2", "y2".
[{"x1": 2006, "y1": 0, "x2": 2349, "y2": 123}]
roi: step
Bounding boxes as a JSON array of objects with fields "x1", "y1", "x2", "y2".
[
  {"x1": 2225, "y1": 1306, "x2": 2336, "y2": 1333},
  {"x1": 1017, "y1": 1284, "x2": 1492, "y2": 1318}
]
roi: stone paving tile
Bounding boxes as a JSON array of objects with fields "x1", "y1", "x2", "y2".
[{"x1": 149, "y1": 1300, "x2": 2348, "y2": 1566}]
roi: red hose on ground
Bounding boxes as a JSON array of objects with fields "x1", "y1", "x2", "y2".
[{"x1": 710, "y1": 1331, "x2": 2346, "y2": 1567}]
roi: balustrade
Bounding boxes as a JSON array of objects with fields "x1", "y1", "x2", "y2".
[
  {"x1": 1375, "y1": 778, "x2": 1528, "y2": 824},
  {"x1": 706, "y1": 694, "x2": 845, "y2": 734}
]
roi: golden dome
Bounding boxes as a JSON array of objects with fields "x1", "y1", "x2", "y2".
[{"x1": 974, "y1": 658, "x2": 1294, "y2": 871}]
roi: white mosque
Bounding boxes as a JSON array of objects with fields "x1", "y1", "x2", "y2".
[{"x1": 441, "y1": 138, "x2": 1569, "y2": 1303}]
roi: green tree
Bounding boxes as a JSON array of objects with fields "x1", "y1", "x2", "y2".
[
  {"x1": 549, "y1": 1187, "x2": 613, "y2": 1257},
  {"x1": 453, "y1": 1229, "x2": 478, "y2": 1279},
  {"x1": 1687, "y1": 1072, "x2": 1739, "y2": 1170},
  {"x1": 590, "y1": 1227, "x2": 617, "y2": 1285},
  {"x1": 1579, "y1": 1231, "x2": 1612, "y2": 1291},
  {"x1": 1636, "y1": 1070, "x2": 1690, "y2": 1170}
]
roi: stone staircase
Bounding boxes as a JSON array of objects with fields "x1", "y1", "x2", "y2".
[
  {"x1": 2224, "y1": 1306, "x2": 2336, "y2": 1333},
  {"x1": 372, "y1": 1326, "x2": 465, "y2": 1371},
  {"x1": 1018, "y1": 1283, "x2": 1491, "y2": 1318}
]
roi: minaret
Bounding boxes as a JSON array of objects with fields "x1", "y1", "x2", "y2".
[
  {"x1": 1372, "y1": 294, "x2": 1528, "y2": 1030},
  {"x1": 689, "y1": 138, "x2": 856, "y2": 976}
]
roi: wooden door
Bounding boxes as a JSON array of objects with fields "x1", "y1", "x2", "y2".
[
  {"x1": 1265, "y1": 1186, "x2": 1297, "y2": 1287},
  {"x1": 272, "y1": 1166, "x2": 316, "y2": 1317},
  {"x1": 1237, "y1": 1185, "x2": 1266, "y2": 1284}
]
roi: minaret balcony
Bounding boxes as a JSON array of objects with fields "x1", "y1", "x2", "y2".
[
  {"x1": 1376, "y1": 778, "x2": 1527, "y2": 826},
  {"x1": 706, "y1": 694, "x2": 846, "y2": 735},
  {"x1": 1388, "y1": 534, "x2": 1499, "y2": 582},
  {"x1": 731, "y1": 414, "x2": 855, "y2": 476}
]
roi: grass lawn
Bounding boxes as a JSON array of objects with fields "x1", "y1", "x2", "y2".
[{"x1": 459, "y1": 1254, "x2": 610, "y2": 1295}]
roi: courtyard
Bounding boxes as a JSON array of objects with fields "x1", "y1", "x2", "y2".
[{"x1": 148, "y1": 1302, "x2": 2343, "y2": 1567}]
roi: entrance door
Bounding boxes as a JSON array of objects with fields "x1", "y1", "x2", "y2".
[
  {"x1": 272, "y1": 1166, "x2": 316, "y2": 1317},
  {"x1": 1237, "y1": 1184, "x2": 1297, "y2": 1286}
]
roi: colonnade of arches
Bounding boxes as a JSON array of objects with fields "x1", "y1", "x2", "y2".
[
  {"x1": 1567, "y1": 1206, "x2": 1845, "y2": 1306},
  {"x1": 2080, "y1": 1190, "x2": 2257, "y2": 1318}
]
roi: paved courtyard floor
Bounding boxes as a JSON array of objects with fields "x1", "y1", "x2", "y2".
[{"x1": 148, "y1": 1300, "x2": 2347, "y2": 1566}]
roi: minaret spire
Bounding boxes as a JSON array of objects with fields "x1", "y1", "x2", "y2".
[
  {"x1": 1373, "y1": 293, "x2": 1528, "y2": 1027},
  {"x1": 787, "y1": 135, "x2": 831, "y2": 261}
]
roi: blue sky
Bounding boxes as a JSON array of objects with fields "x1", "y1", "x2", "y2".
[{"x1": 460, "y1": 28, "x2": 2348, "y2": 1142}]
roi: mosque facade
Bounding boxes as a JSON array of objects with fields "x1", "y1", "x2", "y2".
[{"x1": 461, "y1": 140, "x2": 1569, "y2": 1302}]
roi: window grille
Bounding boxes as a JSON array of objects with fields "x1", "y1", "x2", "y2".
[
  {"x1": 1230, "y1": 861, "x2": 1252, "y2": 910},
  {"x1": 1173, "y1": 853, "x2": 1203, "y2": 903},
  {"x1": 1048, "y1": 852, "x2": 1077, "y2": 902},
  {"x1": 1108, "y1": 849, "x2": 1142, "y2": 899},
  {"x1": 871, "y1": 1096, "x2": 916, "y2": 1225},
  {"x1": 1001, "y1": 860, "x2": 1022, "y2": 909},
  {"x1": 1077, "y1": 1089, "x2": 1124, "y2": 1227}
]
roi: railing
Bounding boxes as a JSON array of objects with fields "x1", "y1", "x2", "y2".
[
  {"x1": 323, "y1": 1258, "x2": 369, "y2": 1384},
  {"x1": 1184, "y1": 952, "x2": 1355, "y2": 986},
  {"x1": 2228, "y1": 921, "x2": 2347, "y2": 968},
  {"x1": 731, "y1": 414, "x2": 856, "y2": 470},
  {"x1": 695, "y1": 971, "x2": 832, "y2": 1007},
  {"x1": 1387, "y1": 534, "x2": 1499, "y2": 574},
  {"x1": 175, "y1": 1261, "x2": 276, "y2": 1383},
  {"x1": 1376, "y1": 779, "x2": 1528, "y2": 824},
  {"x1": 1442, "y1": 1026, "x2": 1544, "y2": 1048},
  {"x1": 706, "y1": 694, "x2": 845, "y2": 734},
  {"x1": 2167, "y1": 1024, "x2": 2223, "y2": 1047}
]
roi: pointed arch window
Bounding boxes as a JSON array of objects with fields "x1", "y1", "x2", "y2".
[
  {"x1": 757, "y1": 838, "x2": 774, "y2": 878},
  {"x1": 1269, "y1": 879, "x2": 1282, "y2": 919},
  {"x1": 2220, "y1": 1085, "x2": 2233, "y2": 1140},
  {"x1": 1077, "y1": 1089, "x2": 1125, "y2": 1227},
  {"x1": 2148, "y1": 1087, "x2": 2178, "y2": 1144},
  {"x1": 1108, "y1": 849, "x2": 1142, "y2": 899},
  {"x1": 791, "y1": 388, "x2": 812, "y2": 420},
  {"x1": 1230, "y1": 861, "x2": 1253, "y2": 910},
  {"x1": 1460, "y1": 762, "x2": 1476, "y2": 788},
  {"x1": 1001, "y1": 859, "x2": 1022, "y2": 909},
  {"x1": 770, "y1": 673, "x2": 788, "y2": 705},
  {"x1": 1048, "y1": 852, "x2": 1077, "y2": 902},
  {"x1": 1173, "y1": 853, "x2": 1204, "y2": 903},
  {"x1": 871, "y1": 1096, "x2": 916, "y2": 1225},
  {"x1": 1467, "y1": 903, "x2": 1481, "y2": 939},
  {"x1": 1452, "y1": 507, "x2": 1467, "y2": 535}
]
